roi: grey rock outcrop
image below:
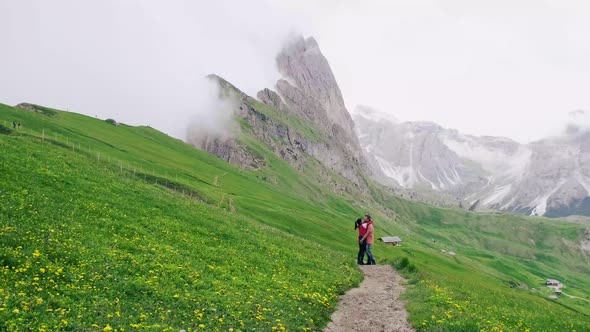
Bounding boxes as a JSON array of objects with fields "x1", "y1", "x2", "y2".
[
  {"x1": 198, "y1": 136, "x2": 266, "y2": 170},
  {"x1": 16, "y1": 103, "x2": 38, "y2": 112},
  {"x1": 16, "y1": 103, "x2": 57, "y2": 116}
]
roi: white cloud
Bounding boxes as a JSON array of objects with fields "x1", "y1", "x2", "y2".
[
  {"x1": 273, "y1": 0, "x2": 590, "y2": 143},
  {"x1": 186, "y1": 78, "x2": 240, "y2": 144},
  {"x1": 565, "y1": 110, "x2": 590, "y2": 135},
  {"x1": 0, "y1": 0, "x2": 301, "y2": 139}
]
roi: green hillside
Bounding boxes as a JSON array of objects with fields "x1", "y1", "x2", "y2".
[{"x1": 1, "y1": 103, "x2": 589, "y2": 331}]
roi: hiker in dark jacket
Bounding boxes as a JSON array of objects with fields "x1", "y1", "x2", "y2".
[{"x1": 355, "y1": 218, "x2": 367, "y2": 264}]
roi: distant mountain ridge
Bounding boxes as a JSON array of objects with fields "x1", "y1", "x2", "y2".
[
  {"x1": 188, "y1": 34, "x2": 590, "y2": 219},
  {"x1": 353, "y1": 106, "x2": 590, "y2": 218}
]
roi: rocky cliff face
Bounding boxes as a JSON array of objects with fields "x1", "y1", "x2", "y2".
[
  {"x1": 354, "y1": 107, "x2": 590, "y2": 218},
  {"x1": 189, "y1": 37, "x2": 369, "y2": 193},
  {"x1": 276, "y1": 37, "x2": 357, "y2": 140},
  {"x1": 189, "y1": 74, "x2": 303, "y2": 171},
  {"x1": 270, "y1": 37, "x2": 368, "y2": 184}
]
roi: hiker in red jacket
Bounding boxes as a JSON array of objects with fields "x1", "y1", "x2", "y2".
[
  {"x1": 359, "y1": 214, "x2": 376, "y2": 265},
  {"x1": 355, "y1": 218, "x2": 367, "y2": 264}
]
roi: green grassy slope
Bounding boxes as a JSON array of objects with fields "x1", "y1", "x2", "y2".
[
  {"x1": 384, "y1": 202, "x2": 590, "y2": 331},
  {"x1": 1, "y1": 103, "x2": 590, "y2": 331},
  {"x1": 0, "y1": 107, "x2": 361, "y2": 331}
]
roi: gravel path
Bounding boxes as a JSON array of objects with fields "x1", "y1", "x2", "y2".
[{"x1": 324, "y1": 265, "x2": 415, "y2": 332}]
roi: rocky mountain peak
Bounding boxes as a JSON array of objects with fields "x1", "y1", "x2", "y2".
[
  {"x1": 261, "y1": 36, "x2": 370, "y2": 183},
  {"x1": 276, "y1": 36, "x2": 356, "y2": 139}
]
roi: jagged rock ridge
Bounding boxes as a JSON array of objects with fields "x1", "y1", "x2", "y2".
[
  {"x1": 275, "y1": 37, "x2": 356, "y2": 139},
  {"x1": 189, "y1": 37, "x2": 369, "y2": 194}
]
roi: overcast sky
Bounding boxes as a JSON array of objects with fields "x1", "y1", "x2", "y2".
[{"x1": 1, "y1": 0, "x2": 589, "y2": 142}]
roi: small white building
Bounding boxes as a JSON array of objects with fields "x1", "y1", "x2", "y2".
[
  {"x1": 546, "y1": 279, "x2": 560, "y2": 286},
  {"x1": 380, "y1": 236, "x2": 402, "y2": 246}
]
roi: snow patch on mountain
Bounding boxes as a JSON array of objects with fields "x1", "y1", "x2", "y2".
[
  {"x1": 500, "y1": 194, "x2": 519, "y2": 210},
  {"x1": 574, "y1": 171, "x2": 590, "y2": 195},
  {"x1": 419, "y1": 170, "x2": 438, "y2": 190},
  {"x1": 441, "y1": 134, "x2": 531, "y2": 181},
  {"x1": 530, "y1": 181, "x2": 567, "y2": 216},
  {"x1": 482, "y1": 184, "x2": 512, "y2": 206},
  {"x1": 375, "y1": 156, "x2": 418, "y2": 188}
]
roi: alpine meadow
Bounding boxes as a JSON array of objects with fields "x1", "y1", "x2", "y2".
[{"x1": 1, "y1": 98, "x2": 589, "y2": 331}]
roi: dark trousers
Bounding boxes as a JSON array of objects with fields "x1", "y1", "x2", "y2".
[{"x1": 357, "y1": 235, "x2": 367, "y2": 264}]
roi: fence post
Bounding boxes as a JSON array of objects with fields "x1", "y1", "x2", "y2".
[
  {"x1": 120, "y1": 161, "x2": 123, "y2": 173},
  {"x1": 97, "y1": 153, "x2": 100, "y2": 162},
  {"x1": 42, "y1": 129, "x2": 45, "y2": 141}
]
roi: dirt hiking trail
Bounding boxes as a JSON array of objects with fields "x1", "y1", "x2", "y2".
[{"x1": 324, "y1": 265, "x2": 415, "y2": 332}]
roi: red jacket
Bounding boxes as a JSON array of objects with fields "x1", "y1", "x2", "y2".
[{"x1": 358, "y1": 221, "x2": 372, "y2": 237}]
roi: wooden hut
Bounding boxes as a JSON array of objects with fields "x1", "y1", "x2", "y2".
[{"x1": 380, "y1": 236, "x2": 402, "y2": 246}]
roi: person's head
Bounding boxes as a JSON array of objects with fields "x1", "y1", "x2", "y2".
[
  {"x1": 354, "y1": 218, "x2": 362, "y2": 229},
  {"x1": 363, "y1": 214, "x2": 371, "y2": 222}
]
